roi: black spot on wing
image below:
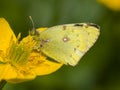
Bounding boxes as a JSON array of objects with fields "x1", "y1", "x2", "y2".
[
  {"x1": 74, "y1": 48, "x2": 77, "y2": 51},
  {"x1": 63, "y1": 26, "x2": 67, "y2": 30},
  {"x1": 74, "y1": 23, "x2": 84, "y2": 27},
  {"x1": 87, "y1": 23, "x2": 100, "y2": 29}
]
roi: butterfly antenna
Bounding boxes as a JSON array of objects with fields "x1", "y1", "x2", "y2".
[{"x1": 29, "y1": 16, "x2": 39, "y2": 35}]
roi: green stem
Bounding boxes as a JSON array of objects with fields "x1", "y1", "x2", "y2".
[{"x1": 0, "y1": 80, "x2": 7, "y2": 90}]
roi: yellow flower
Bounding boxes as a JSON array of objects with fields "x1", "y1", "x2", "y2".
[
  {"x1": 98, "y1": 0, "x2": 120, "y2": 11},
  {"x1": 0, "y1": 18, "x2": 63, "y2": 83}
]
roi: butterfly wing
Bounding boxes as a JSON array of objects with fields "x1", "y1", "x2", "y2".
[{"x1": 38, "y1": 23, "x2": 100, "y2": 66}]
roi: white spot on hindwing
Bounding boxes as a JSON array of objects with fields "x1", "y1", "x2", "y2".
[{"x1": 62, "y1": 36, "x2": 70, "y2": 42}]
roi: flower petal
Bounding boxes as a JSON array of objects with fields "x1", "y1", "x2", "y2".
[
  {"x1": 0, "y1": 64, "x2": 17, "y2": 82},
  {"x1": 34, "y1": 60, "x2": 63, "y2": 75},
  {"x1": 98, "y1": 0, "x2": 120, "y2": 11},
  {"x1": 0, "y1": 63, "x2": 36, "y2": 83},
  {"x1": 7, "y1": 71, "x2": 36, "y2": 83},
  {"x1": 0, "y1": 18, "x2": 16, "y2": 53},
  {"x1": 27, "y1": 52, "x2": 63, "y2": 76}
]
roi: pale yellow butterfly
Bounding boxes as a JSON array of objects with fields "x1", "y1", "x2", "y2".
[{"x1": 32, "y1": 23, "x2": 100, "y2": 66}]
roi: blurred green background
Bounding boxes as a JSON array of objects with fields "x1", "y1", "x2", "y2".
[{"x1": 0, "y1": 0, "x2": 120, "y2": 90}]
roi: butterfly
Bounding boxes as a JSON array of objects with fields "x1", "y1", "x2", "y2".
[{"x1": 32, "y1": 23, "x2": 100, "y2": 66}]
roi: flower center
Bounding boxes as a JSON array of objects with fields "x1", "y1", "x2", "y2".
[
  {"x1": 6, "y1": 35, "x2": 36, "y2": 66},
  {"x1": 8, "y1": 41, "x2": 31, "y2": 65}
]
